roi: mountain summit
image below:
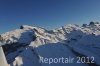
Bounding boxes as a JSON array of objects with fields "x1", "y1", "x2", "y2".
[{"x1": 0, "y1": 22, "x2": 100, "y2": 66}]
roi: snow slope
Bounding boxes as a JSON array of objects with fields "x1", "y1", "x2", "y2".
[
  {"x1": 0, "y1": 22, "x2": 100, "y2": 66},
  {"x1": 0, "y1": 26, "x2": 36, "y2": 45}
]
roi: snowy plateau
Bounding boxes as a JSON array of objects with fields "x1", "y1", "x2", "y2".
[{"x1": 0, "y1": 22, "x2": 100, "y2": 66}]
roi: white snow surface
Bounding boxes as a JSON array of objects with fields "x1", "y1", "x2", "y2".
[
  {"x1": 0, "y1": 26, "x2": 36, "y2": 45},
  {"x1": 0, "y1": 22, "x2": 100, "y2": 66}
]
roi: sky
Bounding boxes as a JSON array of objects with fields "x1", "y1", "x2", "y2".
[{"x1": 0, "y1": 0, "x2": 100, "y2": 34}]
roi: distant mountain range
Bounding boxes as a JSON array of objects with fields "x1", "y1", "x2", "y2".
[{"x1": 0, "y1": 22, "x2": 100, "y2": 66}]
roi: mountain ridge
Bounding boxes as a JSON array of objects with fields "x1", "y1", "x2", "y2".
[{"x1": 0, "y1": 22, "x2": 100, "y2": 66}]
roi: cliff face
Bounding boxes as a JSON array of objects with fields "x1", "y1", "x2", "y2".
[{"x1": 0, "y1": 35, "x2": 3, "y2": 42}]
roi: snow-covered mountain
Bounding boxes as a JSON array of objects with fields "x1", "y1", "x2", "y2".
[{"x1": 0, "y1": 22, "x2": 100, "y2": 66}]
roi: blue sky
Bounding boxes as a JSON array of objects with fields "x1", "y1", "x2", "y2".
[{"x1": 0, "y1": 0, "x2": 100, "y2": 34}]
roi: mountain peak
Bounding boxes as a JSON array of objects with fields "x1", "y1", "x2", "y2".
[
  {"x1": 20, "y1": 25, "x2": 36, "y2": 29},
  {"x1": 89, "y1": 21, "x2": 99, "y2": 25},
  {"x1": 1, "y1": 22, "x2": 100, "y2": 66}
]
